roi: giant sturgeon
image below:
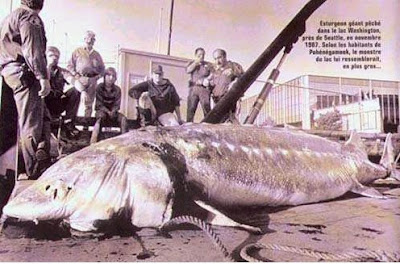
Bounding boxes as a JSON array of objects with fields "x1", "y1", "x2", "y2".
[{"x1": 2, "y1": 124, "x2": 399, "y2": 232}]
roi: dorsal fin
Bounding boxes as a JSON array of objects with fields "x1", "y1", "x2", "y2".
[
  {"x1": 345, "y1": 130, "x2": 366, "y2": 153},
  {"x1": 380, "y1": 133, "x2": 393, "y2": 168}
]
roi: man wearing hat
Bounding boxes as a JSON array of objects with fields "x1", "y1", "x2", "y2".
[
  {"x1": 0, "y1": 0, "x2": 51, "y2": 180},
  {"x1": 67, "y1": 30, "x2": 105, "y2": 120},
  {"x1": 90, "y1": 67, "x2": 128, "y2": 144},
  {"x1": 45, "y1": 46, "x2": 81, "y2": 139},
  {"x1": 129, "y1": 65, "x2": 183, "y2": 126}
]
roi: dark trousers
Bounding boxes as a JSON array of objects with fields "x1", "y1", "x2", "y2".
[
  {"x1": 90, "y1": 110, "x2": 128, "y2": 144},
  {"x1": 186, "y1": 85, "x2": 211, "y2": 122},
  {"x1": 45, "y1": 88, "x2": 80, "y2": 122},
  {"x1": 0, "y1": 77, "x2": 18, "y2": 157},
  {"x1": 2, "y1": 70, "x2": 49, "y2": 177}
]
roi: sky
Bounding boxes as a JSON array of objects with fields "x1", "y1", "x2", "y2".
[{"x1": 1, "y1": 0, "x2": 399, "y2": 96}]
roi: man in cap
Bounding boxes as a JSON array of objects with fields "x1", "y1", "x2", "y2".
[
  {"x1": 0, "y1": 0, "x2": 51, "y2": 179},
  {"x1": 90, "y1": 67, "x2": 128, "y2": 144},
  {"x1": 207, "y1": 48, "x2": 244, "y2": 123},
  {"x1": 67, "y1": 30, "x2": 105, "y2": 120},
  {"x1": 186, "y1": 47, "x2": 213, "y2": 122},
  {"x1": 45, "y1": 46, "x2": 81, "y2": 139},
  {"x1": 129, "y1": 65, "x2": 183, "y2": 126}
]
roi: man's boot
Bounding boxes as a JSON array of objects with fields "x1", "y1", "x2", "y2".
[{"x1": 30, "y1": 148, "x2": 51, "y2": 180}]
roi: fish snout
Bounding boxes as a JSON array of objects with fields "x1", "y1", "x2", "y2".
[{"x1": 2, "y1": 180, "x2": 73, "y2": 221}]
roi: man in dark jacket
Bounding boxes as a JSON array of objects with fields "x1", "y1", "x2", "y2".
[
  {"x1": 90, "y1": 67, "x2": 128, "y2": 144},
  {"x1": 0, "y1": 0, "x2": 51, "y2": 179},
  {"x1": 45, "y1": 46, "x2": 81, "y2": 139},
  {"x1": 129, "y1": 65, "x2": 183, "y2": 126},
  {"x1": 208, "y1": 48, "x2": 244, "y2": 123}
]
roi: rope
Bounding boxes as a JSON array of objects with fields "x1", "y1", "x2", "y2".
[
  {"x1": 160, "y1": 216, "x2": 400, "y2": 262},
  {"x1": 240, "y1": 243, "x2": 400, "y2": 262},
  {"x1": 160, "y1": 215, "x2": 234, "y2": 262},
  {"x1": 394, "y1": 151, "x2": 400, "y2": 165}
]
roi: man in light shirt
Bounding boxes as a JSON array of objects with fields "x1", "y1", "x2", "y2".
[
  {"x1": 67, "y1": 30, "x2": 105, "y2": 120},
  {"x1": 0, "y1": 0, "x2": 51, "y2": 179}
]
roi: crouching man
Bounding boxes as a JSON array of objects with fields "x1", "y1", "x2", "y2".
[
  {"x1": 45, "y1": 46, "x2": 80, "y2": 139},
  {"x1": 129, "y1": 65, "x2": 183, "y2": 127},
  {"x1": 90, "y1": 67, "x2": 128, "y2": 144}
]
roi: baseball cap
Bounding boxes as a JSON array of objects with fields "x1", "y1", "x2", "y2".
[{"x1": 152, "y1": 65, "x2": 164, "y2": 74}]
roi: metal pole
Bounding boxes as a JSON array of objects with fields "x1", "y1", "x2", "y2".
[
  {"x1": 64, "y1": 33, "x2": 68, "y2": 64},
  {"x1": 202, "y1": 0, "x2": 327, "y2": 124},
  {"x1": 157, "y1": 7, "x2": 163, "y2": 53},
  {"x1": 167, "y1": 0, "x2": 174, "y2": 55},
  {"x1": 244, "y1": 50, "x2": 289, "y2": 124},
  {"x1": 15, "y1": 128, "x2": 19, "y2": 181},
  {"x1": 9, "y1": 0, "x2": 13, "y2": 13},
  {"x1": 52, "y1": 19, "x2": 56, "y2": 45},
  {"x1": 387, "y1": 93, "x2": 391, "y2": 123},
  {"x1": 393, "y1": 92, "x2": 397, "y2": 124}
]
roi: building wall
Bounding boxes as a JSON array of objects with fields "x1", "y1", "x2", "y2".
[
  {"x1": 240, "y1": 75, "x2": 400, "y2": 132},
  {"x1": 118, "y1": 49, "x2": 192, "y2": 120},
  {"x1": 314, "y1": 99, "x2": 382, "y2": 132}
]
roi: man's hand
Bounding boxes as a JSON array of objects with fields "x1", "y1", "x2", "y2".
[
  {"x1": 194, "y1": 59, "x2": 202, "y2": 65},
  {"x1": 38, "y1": 79, "x2": 51, "y2": 97},
  {"x1": 222, "y1": 68, "x2": 233, "y2": 76},
  {"x1": 202, "y1": 78, "x2": 210, "y2": 87},
  {"x1": 204, "y1": 74, "x2": 214, "y2": 87},
  {"x1": 89, "y1": 76, "x2": 100, "y2": 85},
  {"x1": 74, "y1": 79, "x2": 86, "y2": 92},
  {"x1": 53, "y1": 90, "x2": 64, "y2": 98},
  {"x1": 110, "y1": 109, "x2": 118, "y2": 119}
]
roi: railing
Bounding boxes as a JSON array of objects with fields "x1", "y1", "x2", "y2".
[
  {"x1": 340, "y1": 109, "x2": 382, "y2": 132},
  {"x1": 240, "y1": 80, "x2": 398, "y2": 131}
]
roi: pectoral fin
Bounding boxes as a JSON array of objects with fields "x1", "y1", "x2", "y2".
[
  {"x1": 194, "y1": 200, "x2": 261, "y2": 234},
  {"x1": 351, "y1": 183, "x2": 386, "y2": 199}
]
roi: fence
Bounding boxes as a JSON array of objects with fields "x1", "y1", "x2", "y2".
[{"x1": 240, "y1": 79, "x2": 394, "y2": 132}]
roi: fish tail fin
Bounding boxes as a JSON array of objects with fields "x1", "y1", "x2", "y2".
[{"x1": 379, "y1": 133, "x2": 400, "y2": 181}]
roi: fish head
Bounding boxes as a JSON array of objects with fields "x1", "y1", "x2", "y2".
[
  {"x1": 2, "y1": 130, "x2": 178, "y2": 230},
  {"x1": 3, "y1": 178, "x2": 74, "y2": 222}
]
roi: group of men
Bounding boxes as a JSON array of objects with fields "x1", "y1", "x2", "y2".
[
  {"x1": 186, "y1": 48, "x2": 244, "y2": 123},
  {"x1": 129, "y1": 48, "x2": 244, "y2": 127},
  {"x1": 0, "y1": 0, "x2": 127, "y2": 180},
  {"x1": 0, "y1": 0, "x2": 245, "y2": 181}
]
